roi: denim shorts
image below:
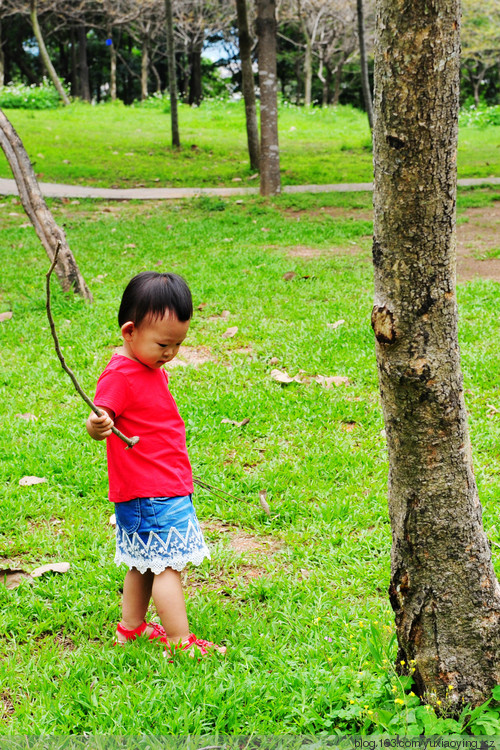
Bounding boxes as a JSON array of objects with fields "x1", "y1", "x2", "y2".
[{"x1": 114, "y1": 494, "x2": 210, "y2": 574}]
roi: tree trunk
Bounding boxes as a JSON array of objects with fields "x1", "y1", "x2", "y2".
[
  {"x1": 188, "y1": 46, "x2": 202, "y2": 106},
  {"x1": 29, "y1": 0, "x2": 70, "y2": 106},
  {"x1": 357, "y1": 0, "x2": 373, "y2": 131},
  {"x1": 257, "y1": 0, "x2": 281, "y2": 196},
  {"x1": 141, "y1": 36, "x2": 150, "y2": 101},
  {"x1": 332, "y1": 55, "x2": 344, "y2": 106},
  {"x1": 235, "y1": 0, "x2": 260, "y2": 171},
  {"x1": 303, "y1": 38, "x2": 312, "y2": 107},
  {"x1": 152, "y1": 63, "x2": 162, "y2": 94},
  {"x1": 165, "y1": 0, "x2": 180, "y2": 147},
  {"x1": 109, "y1": 35, "x2": 117, "y2": 101},
  {"x1": 0, "y1": 108, "x2": 92, "y2": 300},
  {"x1": 0, "y1": 22, "x2": 5, "y2": 88},
  {"x1": 372, "y1": 0, "x2": 500, "y2": 707},
  {"x1": 77, "y1": 25, "x2": 91, "y2": 102}
]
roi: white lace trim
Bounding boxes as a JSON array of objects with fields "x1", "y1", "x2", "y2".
[{"x1": 115, "y1": 521, "x2": 210, "y2": 574}]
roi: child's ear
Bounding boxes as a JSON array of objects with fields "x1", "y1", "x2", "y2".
[{"x1": 121, "y1": 321, "x2": 135, "y2": 340}]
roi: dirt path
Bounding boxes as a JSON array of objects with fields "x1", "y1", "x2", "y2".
[{"x1": 456, "y1": 205, "x2": 500, "y2": 282}]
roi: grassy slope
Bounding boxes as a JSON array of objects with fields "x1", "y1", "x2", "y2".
[
  {"x1": 0, "y1": 187, "x2": 499, "y2": 733},
  {"x1": 0, "y1": 100, "x2": 499, "y2": 188}
]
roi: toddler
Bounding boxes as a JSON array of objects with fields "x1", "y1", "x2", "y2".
[{"x1": 86, "y1": 271, "x2": 225, "y2": 657}]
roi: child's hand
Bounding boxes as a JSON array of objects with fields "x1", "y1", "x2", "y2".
[{"x1": 86, "y1": 409, "x2": 114, "y2": 441}]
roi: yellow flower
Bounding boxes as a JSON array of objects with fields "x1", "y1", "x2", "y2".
[
  {"x1": 400, "y1": 660, "x2": 406, "y2": 666},
  {"x1": 368, "y1": 710, "x2": 373, "y2": 715},
  {"x1": 448, "y1": 684, "x2": 454, "y2": 690},
  {"x1": 395, "y1": 698, "x2": 404, "y2": 705},
  {"x1": 437, "y1": 700, "x2": 442, "y2": 706},
  {"x1": 350, "y1": 700, "x2": 355, "y2": 705}
]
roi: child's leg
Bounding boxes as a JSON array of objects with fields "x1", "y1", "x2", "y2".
[
  {"x1": 152, "y1": 567, "x2": 190, "y2": 645},
  {"x1": 118, "y1": 568, "x2": 154, "y2": 637}
]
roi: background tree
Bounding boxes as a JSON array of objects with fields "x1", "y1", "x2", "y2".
[
  {"x1": 165, "y1": 0, "x2": 180, "y2": 146},
  {"x1": 372, "y1": 0, "x2": 500, "y2": 706},
  {"x1": 257, "y1": 0, "x2": 281, "y2": 195},
  {"x1": 356, "y1": 0, "x2": 372, "y2": 130},
  {"x1": 235, "y1": 0, "x2": 260, "y2": 170},
  {"x1": 461, "y1": 0, "x2": 500, "y2": 106}
]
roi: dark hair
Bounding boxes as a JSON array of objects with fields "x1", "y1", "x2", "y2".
[{"x1": 118, "y1": 272, "x2": 193, "y2": 327}]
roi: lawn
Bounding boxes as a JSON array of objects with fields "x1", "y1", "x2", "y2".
[
  {"x1": 1, "y1": 185, "x2": 500, "y2": 735},
  {"x1": 0, "y1": 100, "x2": 499, "y2": 189}
]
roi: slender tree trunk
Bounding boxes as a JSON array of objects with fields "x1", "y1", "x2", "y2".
[
  {"x1": 77, "y1": 25, "x2": 91, "y2": 102},
  {"x1": 141, "y1": 36, "x2": 150, "y2": 101},
  {"x1": 357, "y1": 0, "x2": 373, "y2": 131},
  {"x1": 29, "y1": 0, "x2": 70, "y2": 106},
  {"x1": 235, "y1": 0, "x2": 260, "y2": 170},
  {"x1": 303, "y1": 38, "x2": 312, "y2": 106},
  {"x1": 0, "y1": 22, "x2": 5, "y2": 88},
  {"x1": 165, "y1": 0, "x2": 180, "y2": 147},
  {"x1": 0, "y1": 108, "x2": 91, "y2": 300},
  {"x1": 257, "y1": 0, "x2": 281, "y2": 196},
  {"x1": 372, "y1": 0, "x2": 500, "y2": 707},
  {"x1": 188, "y1": 46, "x2": 202, "y2": 106},
  {"x1": 107, "y1": 27, "x2": 117, "y2": 102},
  {"x1": 332, "y1": 55, "x2": 344, "y2": 105},
  {"x1": 152, "y1": 62, "x2": 162, "y2": 94},
  {"x1": 70, "y1": 28, "x2": 77, "y2": 96}
]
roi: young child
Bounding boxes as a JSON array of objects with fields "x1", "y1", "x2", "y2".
[{"x1": 86, "y1": 271, "x2": 225, "y2": 657}]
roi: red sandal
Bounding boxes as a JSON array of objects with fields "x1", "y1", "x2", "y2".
[
  {"x1": 163, "y1": 633, "x2": 227, "y2": 660},
  {"x1": 115, "y1": 620, "x2": 166, "y2": 645}
]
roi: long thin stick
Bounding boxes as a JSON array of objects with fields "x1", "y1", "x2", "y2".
[{"x1": 46, "y1": 244, "x2": 139, "y2": 449}]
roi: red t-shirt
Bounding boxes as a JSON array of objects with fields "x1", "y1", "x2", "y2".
[{"x1": 94, "y1": 353, "x2": 193, "y2": 503}]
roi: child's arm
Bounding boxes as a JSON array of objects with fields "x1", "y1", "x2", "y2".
[{"x1": 86, "y1": 406, "x2": 115, "y2": 441}]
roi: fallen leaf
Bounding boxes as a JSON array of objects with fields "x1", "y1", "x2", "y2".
[
  {"x1": 235, "y1": 200, "x2": 244, "y2": 205},
  {"x1": 269, "y1": 357, "x2": 280, "y2": 366},
  {"x1": 15, "y1": 413, "x2": 37, "y2": 421},
  {"x1": 327, "y1": 319, "x2": 345, "y2": 330},
  {"x1": 261, "y1": 227, "x2": 270, "y2": 232},
  {"x1": 221, "y1": 417, "x2": 250, "y2": 428},
  {"x1": 248, "y1": 173, "x2": 259, "y2": 180},
  {"x1": 0, "y1": 311, "x2": 13, "y2": 322},
  {"x1": 0, "y1": 569, "x2": 33, "y2": 589},
  {"x1": 487, "y1": 404, "x2": 500, "y2": 416},
  {"x1": 197, "y1": 303, "x2": 207, "y2": 310},
  {"x1": 61, "y1": 197, "x2": 70, "y2": 205},
  {"x1": 109, "y1": 513, "x2": 116, "y2": 526},
  {"x1": 232, "y1": 177, "x2": 242, "y2": 182},
  {"x1": 19, "y1": 476, "x2": 47, "y2": 487},
  {"x1": 315, "y1": 375, "x2": 350, "y2": 388},
  {"x1": 31, "y1": 562, "x2": 70, "y2": 578},
  {"x1": 124, "y1": 243, "x2": 136, "y2": 249},
  {"x1": 222, "y1": 326, "x2": 238, "y2": 338},
  {"x1": 221, "y1": 310, "x2": 231, "y2": 320},
  {"x1": 271, "y1": 369, "x2": 296, "y2": 385},
  {"x1": 282, "y1": 271, "x2": 296, "y2": 281},
  {"x1": 259, "y1": 490, "x2": 271, "y2": 516}
]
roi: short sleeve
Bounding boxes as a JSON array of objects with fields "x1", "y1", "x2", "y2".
[{"x1": 94, "y1": 369, "x2": 131, "y2": 418}]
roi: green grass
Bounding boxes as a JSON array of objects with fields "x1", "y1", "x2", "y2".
[
  {"x1": 1, "y1": 187, "x2": 500, "y2": 734},
  {"x1": 0, "y1": 99, "x2": 499, "y2": 189}
]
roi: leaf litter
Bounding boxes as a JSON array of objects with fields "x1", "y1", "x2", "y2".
[{"x1": 271, "y1": 368, "x2": 350, "y2": 388}]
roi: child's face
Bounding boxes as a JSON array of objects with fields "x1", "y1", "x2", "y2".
[{"x1": 121, "y1": 311, "x2": 190, "y2": 369}]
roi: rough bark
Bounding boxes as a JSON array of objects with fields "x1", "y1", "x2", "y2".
[
  {"x1": 235, "y1": 0, "x2": 260, "y2": 171},
  {"x1": 29, "y1": 0, "x2": 70, "y2": 106},
  {"x1": 357, "y1": 0, "x2": 373, "y2": 131},
  {"x1": 372, "y1": 0, "x2": 500, "y2": 706},
  {"x1": 77, "y1": 25, "x2": 91, "y2": 102},
  {"x1": 0, "y1": 108, "x2": 92, "y2": 301},
  {"x1": 165, "y1": 0, "x2": 180, "y2": 147},
  {"x1": 257, "y1": 0, "x2": 281, "y2": 196}
]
